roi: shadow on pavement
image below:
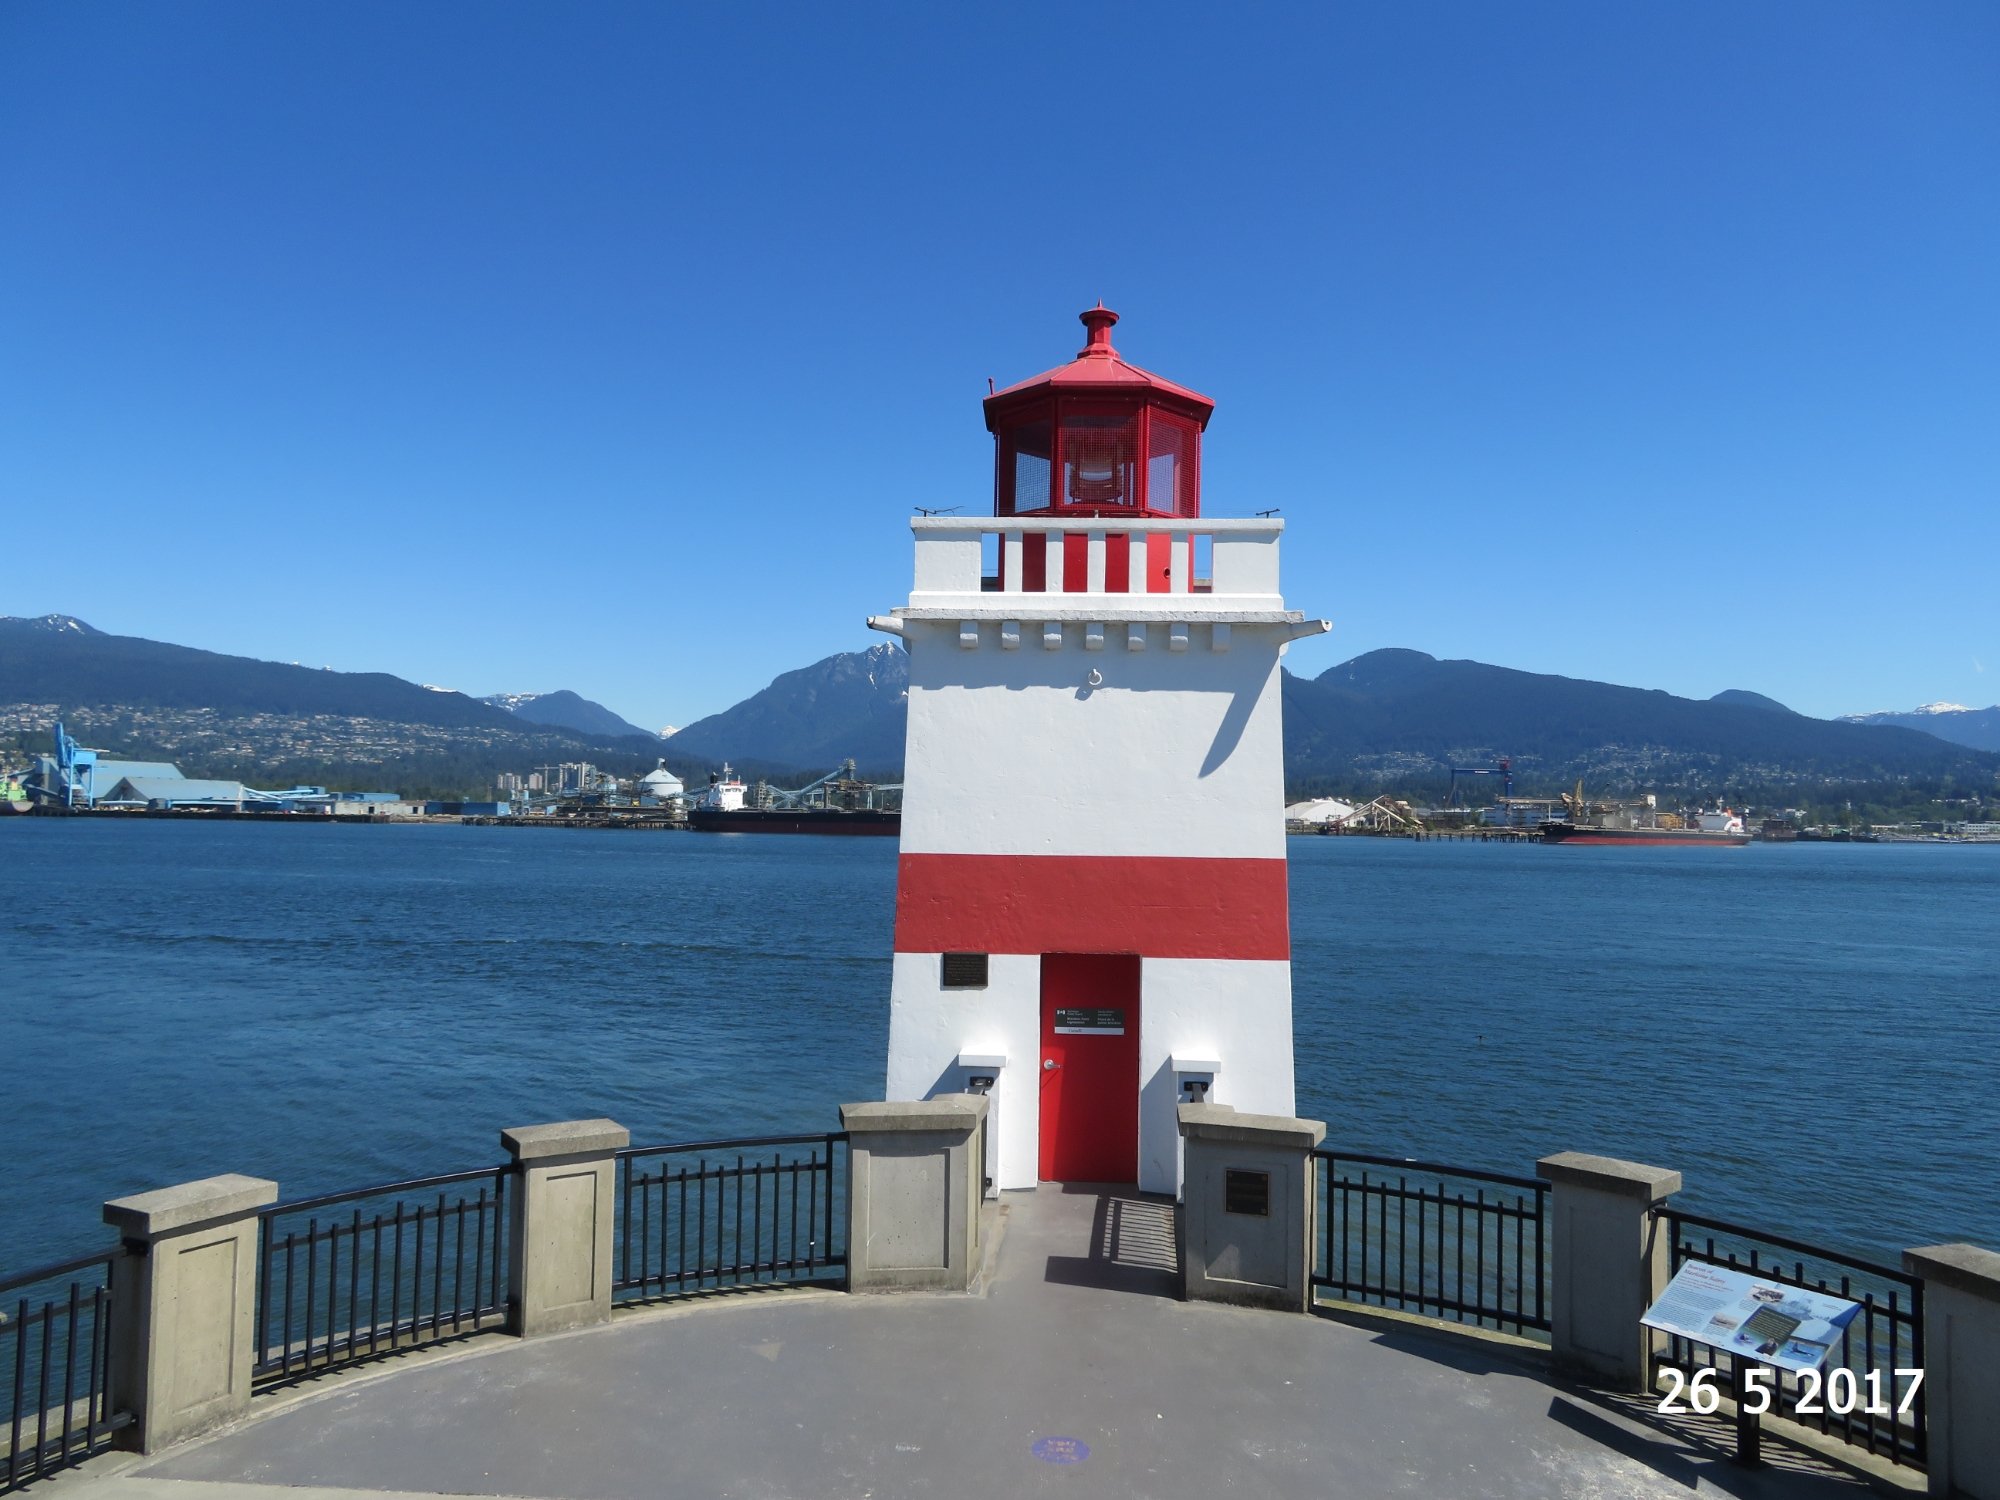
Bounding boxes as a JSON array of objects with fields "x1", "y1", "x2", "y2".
[
  {"x1": 1544, "y1": 1408, "x2": 1872, "y2": 1496},
  {"x1": 1043, "y1": 1189, "x2": 1180, "y2": 1298}
]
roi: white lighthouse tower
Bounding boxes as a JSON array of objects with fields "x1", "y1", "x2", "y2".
[{"x1": 868, "y1": 307, "x2": 1327, "y2": 1195}]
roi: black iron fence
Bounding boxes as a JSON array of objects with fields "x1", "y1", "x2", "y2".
[
  {"x1": 1, "y1": 1250, "x2": 131, "y2": 1492},
  {"x1": 614, "y1": 1134, "x2": 847, "y2": 1301},
  {"x1": 1312, "y1": 1152, "x2": 1550, "y2": 1336},
  {"x1": 1654, "y1": 1208, "x2": 1926, "y2": 1470},
  {"x1": 8, "y1": 1133, "x2": 1945, "y2": 1489},
  {"x1": 253, "y1": 1167, "x2": 511, "y2": 1387}
]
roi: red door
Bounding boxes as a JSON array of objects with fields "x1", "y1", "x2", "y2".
[{"x1": 1038, "y1": 954, "x2": 1141, "y2": 1183}]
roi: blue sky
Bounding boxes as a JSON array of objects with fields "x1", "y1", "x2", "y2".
[{"x1": 3, "y1": 2, "x2": 1995, "y2": 728}]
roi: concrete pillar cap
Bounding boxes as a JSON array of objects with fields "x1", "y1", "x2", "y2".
[
  {"x1": 1904, "y1": 1242, "x2": 2000, "y2": 1298},
  {"x1": 501, "y1": 1118, "x2": 630, "y2": 1162},
  {"x1": 1536, "y1": 1152, "x2": 1680, "y2": 1199},
  {"x1": 841, "y1": 1097, "x2": 987, "y2": 1134},
  {"x1": 1177, "y1": 1102, "x2": 1326, "y2": 1149},
  {"x1": 104, "y1": 1174, "x2": 279, "y2": 1238}
]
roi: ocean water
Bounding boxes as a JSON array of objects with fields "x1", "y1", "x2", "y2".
[{"x1": 2, "y1": 819, "x2": 1996, "y2": 1273}]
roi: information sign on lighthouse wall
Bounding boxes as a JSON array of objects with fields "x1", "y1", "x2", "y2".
[{"x1": 868, "y1": 308, "x2": 1328, "y2": 1196}]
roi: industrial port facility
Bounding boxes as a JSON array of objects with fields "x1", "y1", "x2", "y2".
[
  {"x1": 12, "y1": 724, "x2": 1989, "y2": 842},
  {"x1": 4, "y1": 724, "x2": 903, "y2": 831}
]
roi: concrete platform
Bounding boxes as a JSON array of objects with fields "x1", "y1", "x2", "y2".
[{"x1": 48, "y1": 1187, "x2": 1906, "y2": 1500}]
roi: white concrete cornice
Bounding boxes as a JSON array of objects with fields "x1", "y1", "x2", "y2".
[
  {"x1": 911, "y1": 515, "x2": 1284, "y2": 535},
  {"x1": 889, "y1": 606, "x2": 1317, "y2": 626}
]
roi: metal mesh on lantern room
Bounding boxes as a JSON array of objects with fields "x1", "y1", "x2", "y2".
[
  {"x1": 998, "y1": 417, "x2": 1053, "y2": 515},
  {"x1": 1059, "y1": 407, "x2": 1141, "y2": 508},
  {"x1": 1146, "y1": 409, "x2": 1201, "y2": 516}
]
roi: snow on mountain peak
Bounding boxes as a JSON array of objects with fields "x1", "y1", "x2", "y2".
[
  {"x1": 1841, "y1": 701, "x2": 1984, "y2": 722},
  {"x1": 1, "y1": 614, "x2": 97, "y2": 634}
]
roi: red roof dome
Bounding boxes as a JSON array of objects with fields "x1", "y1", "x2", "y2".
[{"x1": 983, "y1": 306, "x2": 1214, "y2": 432}]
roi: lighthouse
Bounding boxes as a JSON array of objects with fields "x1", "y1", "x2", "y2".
[{"x1": 868, "y1": 307, "x2": 1328, "y2": 1196}]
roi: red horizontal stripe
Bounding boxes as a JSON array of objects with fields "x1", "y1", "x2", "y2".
[{"x1": 893, "y1": 853, "x2": 1290, "y2": 960}]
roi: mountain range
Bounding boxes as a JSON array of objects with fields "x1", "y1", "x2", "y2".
[
  {"x1": 669, "y1": 646, "x2": 910, "y2": 773},
  {"x1": 1278, "y1": 650, "x2": 1995, "y2": 799},
  {"x1": 1837, "y1": 702, "x2": 2000, "y2": 753},
  {"x1": 669, "y1": 642, "x2": 1996, "y2": 799},
  {"x1": 0, "y1": 615, "x2": 682, "y2": 797},
  {"x1": 483, "y1": 690, "x2": 659, "y2": 742},
  {"x1": 2, "y1": 615, "x2": 515, "y2": 728},
  {"x1": 5, "y1": 615, "x2": 1995, "y2": 805}
]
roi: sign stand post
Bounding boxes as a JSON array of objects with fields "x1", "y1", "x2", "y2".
[{"x1": 1730, "y1": 1360, "x2": 1761, "y2": 1466}]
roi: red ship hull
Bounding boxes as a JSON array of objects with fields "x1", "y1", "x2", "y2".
[
  {"x1": 1541, "y1": 823, "x2": 1748, "y2": 847},
  {"x1": 688, "y1": 808, "x2": 901, "y2": 836}
]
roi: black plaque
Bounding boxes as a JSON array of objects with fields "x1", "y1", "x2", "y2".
[
  {"x1": 941, "y1": 952, "x2": 989, "y2": 988},
  {"x1": 1224, "y1": 1169, "x2": 1271, "y2": 1217},
  {"x1": 1052, "y1": 1008, "x2": 1124, "y2": 1035}
]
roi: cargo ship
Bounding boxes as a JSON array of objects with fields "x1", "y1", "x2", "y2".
[
  {"x1": 1540, "y1": 783, "x2": 1749, "y2": 846},
  {"x1": 686, "y1": 762, "x2": 901, "y2": 836}
]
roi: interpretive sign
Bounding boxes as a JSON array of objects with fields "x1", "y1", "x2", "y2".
[
  {"x1": 1642, "y1": 1261, "x2": 1861, "y2": 1375},
  {"x1": 1053, "y1": 1008, "x2": 1124, "y2": 1035}
]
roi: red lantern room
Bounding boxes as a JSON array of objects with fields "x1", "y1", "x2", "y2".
[
  {"x1": 984, "y1": 305, "x2": 1214, "y2": 520},
  {"x1": 984, "y1": 308, "x2": 1216, "y2": 596}
]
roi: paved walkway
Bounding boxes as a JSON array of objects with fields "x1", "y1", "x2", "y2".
[{"x1": 50, "y1": 1188, "x2": 1901, "y2": 1500}]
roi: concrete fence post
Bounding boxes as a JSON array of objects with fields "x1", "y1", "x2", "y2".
[
  {"x1": 101, "y1": 1173, "x2": 279, "y2": 1454},
  {"x1": 840, "y1": 1096, "x2": 988, "y2": 1292},
  {"x1": 1903, "y1": 1243, "x2": 2000, "y2": 1500},
  {"x1": 501, "y1": 1118, "x2": 629, "y2": 1337},
  {"x1": 1176, "y1": 1102, "x2": 1325, "y2": 1312},
  {"x1": 1537, "y1": 1151, "x2": 1681, "y2": 1390}
]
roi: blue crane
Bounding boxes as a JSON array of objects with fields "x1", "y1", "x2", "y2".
[
  {"x1": 1445, "y1": 757, "x2": 1512, "y2": 809},
  {"x1": 49, "y1": 719, "x2": 97, "y2": 807}
]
